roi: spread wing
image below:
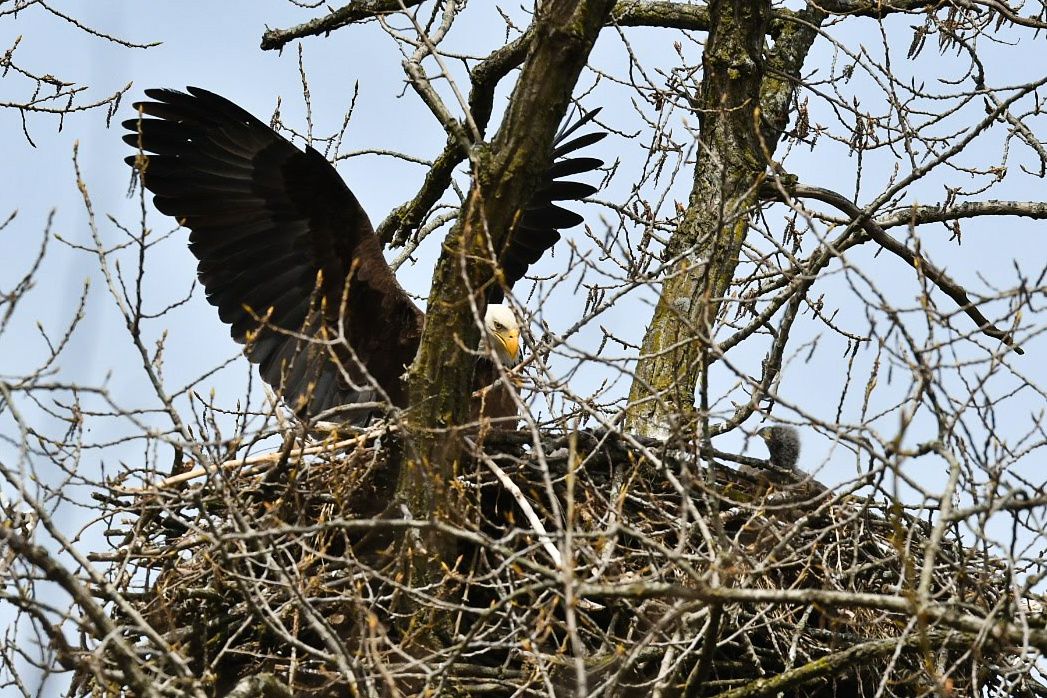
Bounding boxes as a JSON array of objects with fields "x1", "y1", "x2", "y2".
[
  {"x1": 490, "y1": 108, "x2": 606, "y2": 303},
  {"x1": 124, "y1": 86, "x2": 422, "y2": 419}
]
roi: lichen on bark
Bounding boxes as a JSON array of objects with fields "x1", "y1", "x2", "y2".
[
  {"x1": 394, "y1": 0, "x2": 617, "y2": 649},
  {"x1": 626, "y1": 1, "x2": 826, "y2": 439}
]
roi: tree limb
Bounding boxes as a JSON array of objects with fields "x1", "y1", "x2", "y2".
[
  {"x1": 397, "y1": 0, "x2": 617, "y2": 652},
  {"x1": 578, "y1": 580, "x2": 1047, "y2": 653},
  {"x1": 376, "y1": 29, "x2": 534, "y2": 246},
  {"x1": 259, "y1": 0, "x2": 425, "y2": 50},
  {"x1": 875, "y1": 199, "x2": 1047, "y2": 230},
  {"x1": 709, "y1": 635, "x2": 966, "y2": 698},
  {"x1": 226, "y1": 674, "x2": 294, "y2": 698},
  {"x1": 626, "y1": 0, "x2": 775, "y2": 438},
  {"x1": 787, "y1": 184, "x2": 1025, "y2": 355},
  {"x1": 0, "y1": 526, "x2": 168, "y2": 698},
  {"x1": 262, "y1": 0, "x2": 1047, "y2": 53}
]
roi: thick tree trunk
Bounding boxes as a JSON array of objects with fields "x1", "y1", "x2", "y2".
[
  {"x1": 395, "y1": 0, "x2": 616, "y2": 648},
  {"x1": 626, "y1": 1, "x2": 825, "y2": 439}
]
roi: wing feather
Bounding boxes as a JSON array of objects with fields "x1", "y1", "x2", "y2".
[
  {"x1": 125, "y1": 86, "x2": 422, "y2": 419},
  {"x1": 490, "y1": 108, "x2": 606, "y2": 303}
]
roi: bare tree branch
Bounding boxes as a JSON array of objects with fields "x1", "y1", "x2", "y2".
[{"x1": 786, "y1": 183, "x2": 1025, "y2": 355}]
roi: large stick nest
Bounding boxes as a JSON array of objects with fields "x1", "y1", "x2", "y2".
[{"x1": 84, "y1": 427, "x2": 1044, "y2": 697}]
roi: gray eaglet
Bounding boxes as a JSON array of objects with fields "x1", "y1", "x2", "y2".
[{"x1": 757, "y1": 425, "x2": 801, "y2": 470}]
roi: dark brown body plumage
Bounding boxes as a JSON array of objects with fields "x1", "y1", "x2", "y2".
[
  {"x1": 472, "y1": 359, "x2": 519, "y2": 422},
  {"x1": 124, "y1": 87, "x2": 603, "y2": 422}
]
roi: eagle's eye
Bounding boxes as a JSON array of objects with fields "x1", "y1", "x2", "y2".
[{"x1": 494, "y1": 322, "x2": 505, "y2": 331}]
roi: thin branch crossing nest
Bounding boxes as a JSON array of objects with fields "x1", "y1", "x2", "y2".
[{"x1": 85, "y1": 428, "x2": 1046, "y2": 697}]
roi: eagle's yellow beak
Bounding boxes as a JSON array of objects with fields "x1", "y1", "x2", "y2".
[{"x1": 494, "y1": 329, "x2": 520, "y2": 362}]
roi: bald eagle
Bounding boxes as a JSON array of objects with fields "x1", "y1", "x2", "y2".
[{"x1": 123, "y1": 87, "x2": 604, "y2": 422}]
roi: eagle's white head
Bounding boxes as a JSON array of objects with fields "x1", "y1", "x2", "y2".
[{"x1": 483, "y1": 304, "x2": 521, "y2": 365}]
